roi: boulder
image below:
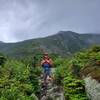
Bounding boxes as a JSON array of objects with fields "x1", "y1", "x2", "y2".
[{"x1": 84, "y1": 77, "x2": 100, "y2": 100}]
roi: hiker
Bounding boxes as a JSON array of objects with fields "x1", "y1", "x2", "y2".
[{"x1": 41, "y1": 53, "x2": 53, "y2": 85}]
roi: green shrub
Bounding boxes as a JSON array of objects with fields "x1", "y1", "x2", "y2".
[
  {"x1": 0, "y1": 53, "x2": 7, "y2": 67},
  {"x1": 0, "y1": 59, "x2": 40, "y2": 99}
]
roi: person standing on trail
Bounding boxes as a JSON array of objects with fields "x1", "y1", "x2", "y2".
[{"x1": 41, "y1": 53, "x2": 53, "y2": 85}]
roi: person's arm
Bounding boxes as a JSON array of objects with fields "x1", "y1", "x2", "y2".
[
  {"x1": 41, "y1": 60, "x2": 45, "y2": 66},
  {"x1": 49, "y1": 59, "x2": 53, "y2": 66}
]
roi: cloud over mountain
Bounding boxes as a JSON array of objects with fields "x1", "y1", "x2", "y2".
[{"x1": 0, "y1": 0, "x2": 100, "y2": 42}]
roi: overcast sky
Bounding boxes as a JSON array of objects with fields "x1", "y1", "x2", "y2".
[{"x1": 0, "y1": 0, "x2": 100, "y2": 42}]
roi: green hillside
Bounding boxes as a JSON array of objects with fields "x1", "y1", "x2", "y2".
[{"x1": 0, "y1": 31, "x2": 100, "y2": 59}]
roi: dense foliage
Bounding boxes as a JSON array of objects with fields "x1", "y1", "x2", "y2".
[
  {"x1": 54, "y1": 59, "x2": 88, "y2": 100},
  {"x1": 0, "y1": 46, "x2": 100, "y2": 100},
  {"x1": 0, "y1": 53, "x2": 7, "y2": 67},
  {"x1": 54, "y1": 46, "x2": 100, "y2": 100},
  {"x1": 0, "y1": 53, "x2": 42, "y2": 100}
]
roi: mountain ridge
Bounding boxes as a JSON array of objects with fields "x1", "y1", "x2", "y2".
[{"x1": 0, "y1": 31, "x2": 100, "y2": 58}]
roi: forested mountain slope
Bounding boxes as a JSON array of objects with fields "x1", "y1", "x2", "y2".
[{"x1": 0, "y1": 31, "x2": 100, "y2": 58}]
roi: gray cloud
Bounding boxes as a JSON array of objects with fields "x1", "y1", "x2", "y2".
[{"x1": 0, "y1": 0, "x2": 100, "y2": 42}]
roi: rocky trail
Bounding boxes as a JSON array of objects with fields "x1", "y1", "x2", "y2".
[{"x1": 39, "y1": 68, "x2": 65, "y2": 100}]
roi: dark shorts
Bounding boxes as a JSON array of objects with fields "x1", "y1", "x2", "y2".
[
  {"x1": 42, "y1": 64, "x2": 51, "y2": 76},
  {"x1": 43, "y1": 67, "x2": 51, "y2": 76}
]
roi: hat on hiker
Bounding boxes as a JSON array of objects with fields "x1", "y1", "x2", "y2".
[{"x1": 44, "y1": 52, "x2": 48, "y2": 55}]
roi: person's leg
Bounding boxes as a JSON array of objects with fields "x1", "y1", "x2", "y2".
[
  {"x1": 49, "y1": 68, "x2": 54, "y2": 80},
  {"x1": 43, "y1": 68, "x2": 48, "y2": 85},
  {"x1": 47, "y1": 68, "x2": 54, "y2": 82}
]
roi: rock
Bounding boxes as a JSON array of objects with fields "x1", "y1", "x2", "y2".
[
  {"x1": 84, "y1": 76, "x2": 100, "y2": 100},
  {"x1": 39, "y1": 68, "x2": 65, "y2": 100},
  {"x1": 41, "y1": 96, "x2": 47, "y2": 100},
  {"x1": 39, "y1": 81, "x2": 65, "y2": 100},
  {"x1": 45, "y1": 86, "x2": 65, "y2": 100}
]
